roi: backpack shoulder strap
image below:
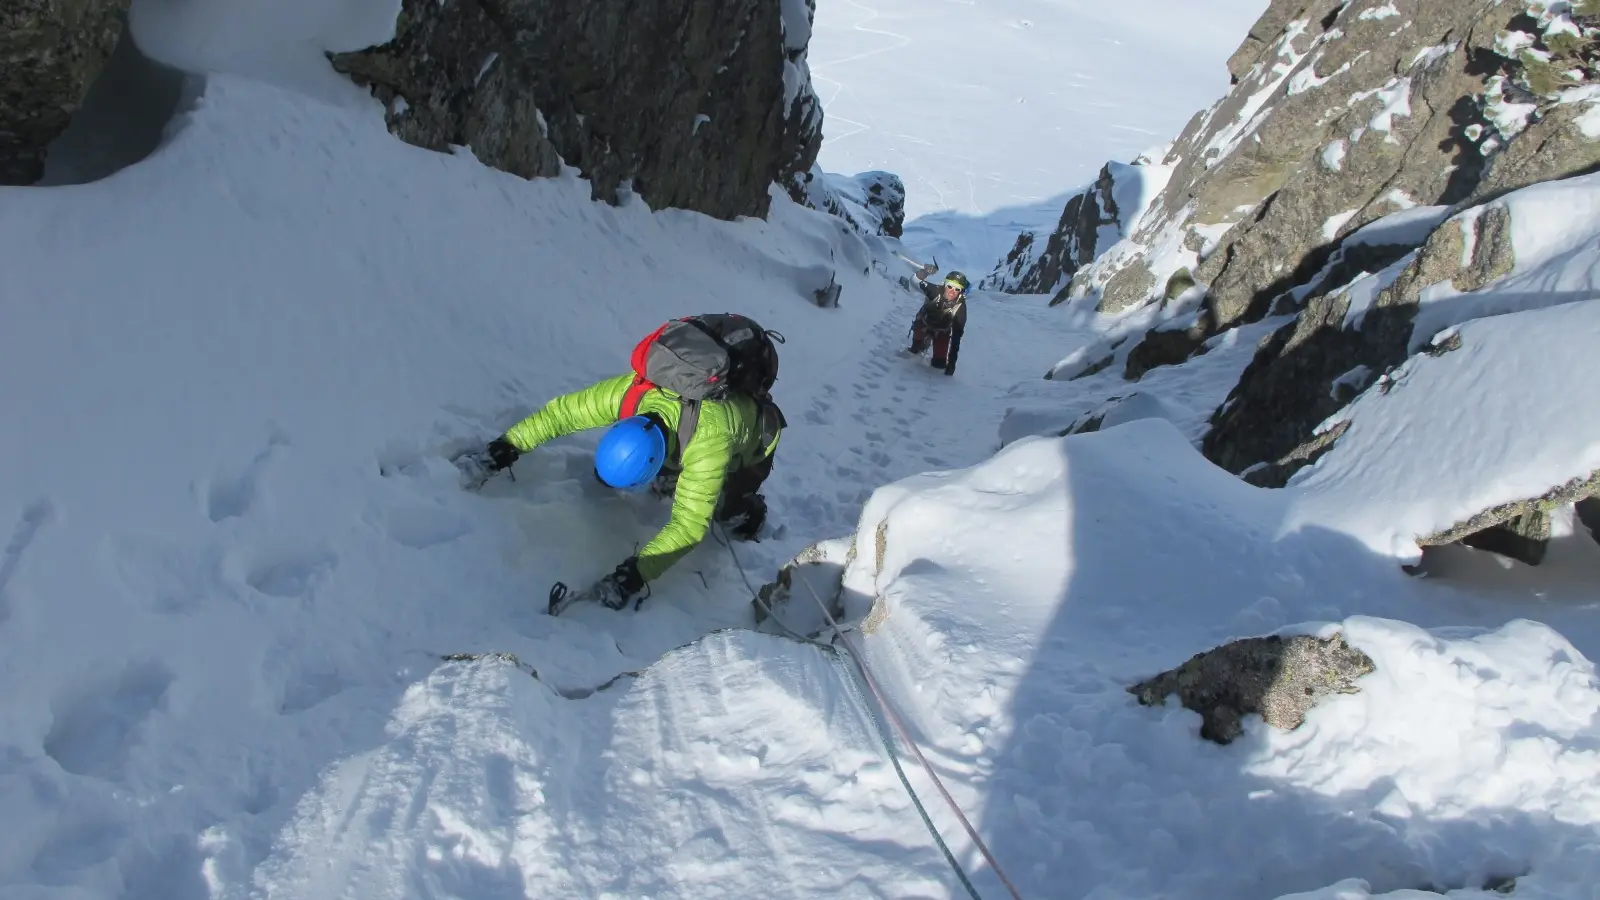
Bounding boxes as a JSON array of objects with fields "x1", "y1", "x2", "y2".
[
  {"x1": 672, "y1": 398, "x2": 701, "y2": 468},
  {"x1": 756, "y1": 397, "x2": 786, "y2": 453},
  {"x1": 619, "y1": 376, "x2": 652, "y2": 419}
]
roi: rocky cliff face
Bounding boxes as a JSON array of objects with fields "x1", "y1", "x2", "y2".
[
  {"x1": 1013, "y1": 0, "x2": 1600, "y2": 326},
  {"x1": 1, "y1": 0, "x2": 131, "y2": 185},
  {"x1": 997, "y1": 0, "x2": 1600, "y2": 564},
  {"x1": 330, "y1": 0, "x2": 824, "y2": 222}
]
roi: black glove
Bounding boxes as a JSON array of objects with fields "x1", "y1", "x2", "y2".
[
  {"x1": 728, "y1": 495, "x2": 767, "y2": 542},
  {"x1": 595, "y1": 556, "x2": 647, "y2": 610},
  {"x1": 613, "y1": 556, "x2": 645, "y2": 595},
  {"x1": 486, "y1": 437, "x2": 521, "y2": 471}
]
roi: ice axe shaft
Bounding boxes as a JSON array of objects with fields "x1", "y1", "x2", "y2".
[{"x1": 896, "y1": 252, "x2": 938, "y2": 272}]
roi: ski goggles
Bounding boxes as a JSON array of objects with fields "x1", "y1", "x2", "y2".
[{"x1": 943, "y1": 280, "x2": 967, "y2": 292}]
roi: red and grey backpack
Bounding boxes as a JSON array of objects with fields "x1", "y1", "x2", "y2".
[{"x1": 620, "y1": 313, "x2": 787, "y2": 466}]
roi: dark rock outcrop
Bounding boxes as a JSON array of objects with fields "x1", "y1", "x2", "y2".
[
  {"x1": 983, "y1": 159, "x2": 1166, "y2": 296},
  {"x1": 1, "y1": 0, "x2": 131, "y2": 185},
  {"x1": 330, "y1": 0, "x2": 824, "y2": 221},
  {"x1": 1130, "y1": 632, "x2": 1376, "y2": 745},
  {"x1": 1576, "y1": 497, "x2": 1600, "y2": 544},
  {"x1": 984, "y1": 163, "x2": 1120, "y2": 294}
]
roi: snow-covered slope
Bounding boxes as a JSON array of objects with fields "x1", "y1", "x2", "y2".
[
  {"x1": 809, "y1": 0, "x2": 1268, "y2": 274},
  {"x1": 829, "y1": 419, "x2": 1600, "y2": 900},
  {"x1": 0, "y1": 46, "x2": 1089, "y2": 897},
  {"x1": 6, "y1": 1, "x2": 1599, "y2": 899},
  {"x1": 0, "y1": 68, "x2": 932, "y2": 898}
]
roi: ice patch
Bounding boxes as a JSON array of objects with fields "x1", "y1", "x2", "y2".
[
  {"x1": 475, "y1": 52, "x2": 498, "y2": 87},
  {"x1": 1320, "y1": 139, "x2": 1347, "y2": 172},
  {"x1": 1380, "y1": 188, "x2": 1418, "y2": 211},
  {"x1": 1322, "y1": 209, "x2": 1359, "y2": 242},
  {"x1": 1485, "y1": 76, "x2": 1538, "y2": 140},
  {"x1": 1559, "y1": 84, "x2": 1600, "y2": 138},
  {"x1": 1367, "y1": 77, "x2": 1412, "y2": 140},
  {"x1": 1409, "y1": 43, "x2": 1457, "y2": 69},
  {"x1": 1289, "y1": 52, "x2": 1363, "y2": 95},
  {"x1": 1494, "y1": 29, "x2": 1537, "y2": 59}
]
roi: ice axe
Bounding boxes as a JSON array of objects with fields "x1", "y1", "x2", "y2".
[{"x1": 896, "y1": 252, "x2": 938, "y2": 278}]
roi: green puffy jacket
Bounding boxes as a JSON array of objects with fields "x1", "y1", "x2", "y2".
[{"x1": 503, "y1": 374, "x2": 781, "y2": 581}]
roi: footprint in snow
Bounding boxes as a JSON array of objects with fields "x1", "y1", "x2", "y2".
[
  {"x1": 205, "y1": 431, "x2": 288, "y2": 522},
  {"x1": 0, "y1": 499, "x2": 52, "y2": 624},
  {"x1": 43, "y1": 660, "x2": 174, "y2": 779},
  {"x1": 247, "y1": 547, "x2": 338, "y2": 598},
  {"x1": 380, "y1": 506, "x2": 474, "y2": 550},
  {"x1": 30, "y1": 821, "x2": 125, "y2": 885},
  {"x1": 277, "y1": 666, "x2": 347, "y2": 714}
]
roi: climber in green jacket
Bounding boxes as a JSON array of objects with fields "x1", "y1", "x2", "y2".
[{"x1": 479, "y1": 372, "x2": 783, "y2": 611}]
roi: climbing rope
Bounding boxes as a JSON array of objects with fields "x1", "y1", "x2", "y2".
[{"x1": 714, "y1": 525, "x2": 1026, "y2": 900}]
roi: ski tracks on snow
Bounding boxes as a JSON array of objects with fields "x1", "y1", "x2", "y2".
[{"x1": 810, "y1": 0, "x2": 913, "y2": 144}]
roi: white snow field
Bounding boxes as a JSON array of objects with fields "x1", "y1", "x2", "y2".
[
  {"x1": 3, "y1": 2, "x2": 1600, "y2": 900},
  {"x1": 809, "y1": 0, "x2": 1270, "y2": 273}
]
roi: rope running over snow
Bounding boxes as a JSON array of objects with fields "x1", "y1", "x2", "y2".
[{"x1": 713, "y1": 525, "x2": 1026, "y2": 900}]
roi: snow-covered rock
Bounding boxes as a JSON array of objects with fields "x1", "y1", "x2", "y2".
[
  {"x1": 1209, "y1": 172, "x2": 1600, "y2": 496},
  {"x1": 1130, "y1": 632, "x2": 1377, "y2": 745},
  {"x1": 794, "y1": 166, "x2": 906, "y2": 237}
]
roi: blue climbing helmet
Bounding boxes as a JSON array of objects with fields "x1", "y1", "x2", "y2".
[{"x1": 594, "y1": 415, "x2": 668, "y2": 490}]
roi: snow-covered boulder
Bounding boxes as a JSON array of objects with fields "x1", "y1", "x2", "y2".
[
  {"x1": 793, "y1": 166, "x2": 906, "y2": 237},
  {"x1": 1130, "y1": 633, "x2": 1377, "y2": 744},
  {"x1": 329, "y1": 0, "x2": 824, "y2": 221},
  {"x1": 1208, "y1": 173, "x2": 1599, "y2": 491},
  {"x1": 1285, "y1": 294, "x2": 1600, "y2": 567},
  {"x1": 0, "y1": 0, "x2": 130, "y2": 184}
]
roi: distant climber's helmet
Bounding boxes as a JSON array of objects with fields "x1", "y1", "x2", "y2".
[
  {"x1": 943, "y1": 271, "x2": 970, "y2": 294},
  {"x1": 595, "y1": 415, "x2": 668, "y2": 490}
]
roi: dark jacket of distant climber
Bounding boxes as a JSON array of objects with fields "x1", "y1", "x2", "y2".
[{"x1": 908, "y1": 269, "x2": 969, "y2": 375}]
